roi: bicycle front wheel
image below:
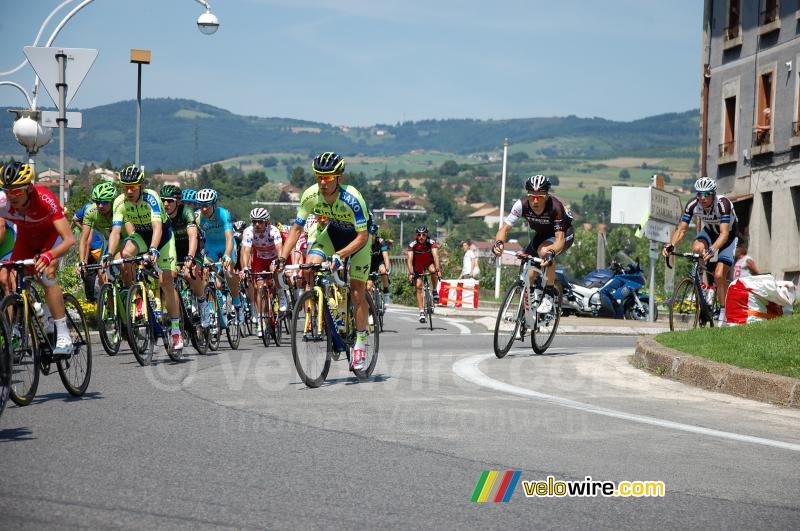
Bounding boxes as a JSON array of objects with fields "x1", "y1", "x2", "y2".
[
  {"x1": 0, "y1": 314, "x2": 12, "y2": 418},
  {"x1": 204, "y1": 286, "x2": 221, "y2": 351},
  {"x1": 1, "y1": 294, "x2": 39, "y2": 406},
  {"x1": 669, "y1": 278, "x2": 698, "y2": 331},
  {"x1": 97, "y1": 283, "x2": 121, "y2": 356},
  {"x1": 494, "y1": 282, "x2": 524, "y2": 359},
  {"x1": 259, "y1": 285, "x2": 273, "y2": 348},
  {"x1": 126, "y1": 283, "x2": 154, "y2": 366},
  {"x1": 291, "y1": 289, "x2": 331, "y2": 388},
  {"x1": 532, "y1": 285, "x2": 561, "y2": 354},
  {"x1": 425, "y1": 286, "x2": 434, "y2": 331},
  {"x1": 57, "y1": 294, "x2": 92, "y2": 396},
  {"x1": 353, "y1": 291, "x2": 380, "y2": 380}
]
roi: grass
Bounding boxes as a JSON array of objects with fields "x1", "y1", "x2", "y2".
[{"x1": 654, "y1": 314, "x2": 800, "y2": 378}]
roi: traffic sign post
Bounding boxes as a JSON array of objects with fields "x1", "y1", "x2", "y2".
[{"x1": 24, "y1": 46, "x2": 97, "y2": 205}]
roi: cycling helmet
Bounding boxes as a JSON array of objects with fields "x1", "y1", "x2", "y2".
[
  {"x1": 91, "y1": 181, "x2": 117, "y2": 202},
  {"x1": 195, "y1": 188, "x2": 218, "y2": 205},
  {"x1": 312, "y1": 151, "x2": 345, "y2": 175},
  {"x1": 118, "y1": 165, "x2": 145, "y2": 185},
  {"x1": 415, "y1": 225, "x2": 429, "y2": 235},
  {"x1": 367, "y1": 210, "x2": 378, "y2": 234},
  {"x1": 0, "y1": 162, "x2": 35, "y2": 189},
  {"x1": 694, "y1": 176, "x2": 717, "y2": 193},
  {"x1": 249, "y1": 207, "x2": 270, "y2": 221},
  {"x1": 525, "y1": 174, "x2": 551, "y2": 194},
  {"x1": 233, "y1": 220, "x2": 247, "y2": 232},
  {"x1": 181, "y1": 188, "x2": 197, "y2": 203},
  {"x1": 159, "y1": 184, "x2": 181, "y2": 200}
]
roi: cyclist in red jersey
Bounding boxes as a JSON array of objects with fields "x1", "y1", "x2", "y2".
[
  {"x1": 406, "y1": 225, "x2": 442, "y2": 323},
  {"x1": 0, "y1": 162, "x2": 76, "y2": 356}
]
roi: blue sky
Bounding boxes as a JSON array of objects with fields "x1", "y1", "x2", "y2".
[{"x1": 0, "y1": 0, "x2": 702, "y2": 126}]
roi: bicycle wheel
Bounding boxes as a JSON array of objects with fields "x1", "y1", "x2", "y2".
[
  {"x1": 425, "y1": 286, "x2": 434, "y2": 331},
  {"x1": 272, "y1": 295, "x2": 282, "y2": 347},
  {"x1": 493, "y1": 282, "x2": 524, "y2": 359},
  {"x1": 242, "y1": 290, "x2": 253, "y2": 337},
  {"x1": 57, "y1": 294, "x2": 92, "y2": 396},
  {"x1": 291, "y1": 289, "x2": 331, "y2": 388},
  {"x1": 126, "y1": 283, "x2": 154, "y2": 366},
  {"x1": 259, "y1": 285, "x2": 273, "y2": 348},
  {"x1": 353, "y1": 291, "x2": 380, "y2": 380},
  {"x1": 531, "y1": 285, "x2": 561, "y2": 354},
  {"x1": 204, "y1": 286, "x2": 221, "y2": 351},
  {"x1": 2, "y1": 294, "x2": 39, "y2": 406},
  {"x1": 669, "y1": 278, "x2": 699, "y2": 331},
  {"x1": 223, "y1": 293, "x2": 241, "y2": 350},
  {"x1": 0, "y1": 314, "x2": 12, "y2": 418},
  {"x1": 163, "y1": 288, "x2": 186, "y2": 362},
  {"x1": 97, "y1": 283, "x2": 122, "y2": 356}
]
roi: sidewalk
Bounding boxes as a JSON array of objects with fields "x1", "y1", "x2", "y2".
[{"x1": 393, "y1": 304, "x2": 671, "y2": 335}]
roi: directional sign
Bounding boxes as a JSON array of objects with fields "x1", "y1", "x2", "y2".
[
  {"x1": 41, "y1": 110, "x2": 82, "y2": 129},
  {"x1": 649, "y1": 187, "x2": 683, "y2": 225},
  {"x1": 23, "y1": 47, "x2": 98, "y2": 110},
  {"x1": 610, "y1": 186, "x2": 650, "y2": 224},
  {"x1": 639, "y1": 218, "x2": 674, "y2": 243}
]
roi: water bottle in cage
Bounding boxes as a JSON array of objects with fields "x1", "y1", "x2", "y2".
[{"x1": 705, "y1": 285, "x2": 716, "y2": 307}]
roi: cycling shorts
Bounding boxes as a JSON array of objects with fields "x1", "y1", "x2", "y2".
[
  {"x1": 307, "y1": 227, "x2": 370, "y2": 282},
  {"x1": 125, "y1": 232, "x2": 177, "y2": 272},
  {"x1": 695, "y1": 230, "x2": 737, "y2": 266}
]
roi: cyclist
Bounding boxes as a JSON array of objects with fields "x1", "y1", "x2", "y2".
[
  {"x1": 662, "y1": 176, "x2": 738, "y2": 323},
  {"x1": 195, "y1": 188, "x2": 244, "y2": 326},
  {"x1": 182, "y1": 188, "x2": 199, "y2": 212},
  {"x1": 239, "y1": 208, "x2": 283, "y2": 337},
  {"x1": 105, "y1": 165, "x2": 183, "y2": 350},
  {"x1": 160, "y1": 184, "x2": 205, "y2": 303},
  {"x1": 0, "y1": 196, "x2": 16, "y2": 296},
  {"x1": 406, "y1": 225, "x2": 441, "y2": 323},
  {"x1": 492, "y1": 174, "x2": 574, "y2": 314},
  {"x1": 77, "y1": 181, "x2": 119, "y2": 297},
  {"x1": 368, "y1": 216, "x2": 391, "y2": 307},
  {"x1": 0, "y1": 162, "x2": 76, "y2": 356},
  {"x1": 277, "y1": 152, "x2": 371, "y2": 371}
]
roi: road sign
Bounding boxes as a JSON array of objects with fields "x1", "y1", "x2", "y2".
[
  {"x1": 40, "y1": 110, "x2": 82, "y2": 129},
  {"x1": 23, "y1": 47, "x2": 98, "y2": 110},
  {"x1": 639, "y1": 218, "x2": 673, "y2": 243},
  {"x1": 610, "y1": 186, "x2": 650, "y2": 224},
  {"x1": 649, "y1": 187, "x2": 683, "y2": 225}
]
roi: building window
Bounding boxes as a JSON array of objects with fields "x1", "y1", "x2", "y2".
[
  {"x1": 719, "y1": 96, "x2": 737, "y2": 160},
  {"x1": 785, "y1": 271, "x2": 800, "y2": 287},
  {"x1": 762, "y1": 191, "x2": 773, "y2": 237},
  {"x1": 761, "y1": 0, "x2": 779, "y2": 25},
  {"x1": 753, "y1": 71, "x2": 773, "y2": 149},
  {"x1": 726, "y1": 0, "x2": 741, "y2": 39},
  {"x1": 792, "y1": 185, "x2": 800, "y2": 233}
]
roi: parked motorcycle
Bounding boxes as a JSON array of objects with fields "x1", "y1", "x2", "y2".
[{"x1": 557, "y1": 260, "x2": 657, "y2": 321}]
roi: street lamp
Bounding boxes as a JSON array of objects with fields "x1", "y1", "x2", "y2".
[{"x1": 197, "y1": 9, "x2": 220, "y2": 35}]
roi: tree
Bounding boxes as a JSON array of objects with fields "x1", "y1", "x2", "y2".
[
  {"x1": 619, "y1": 169, "x2": 631, "y2": 181},
  {"x1": 439, "y1": 160, "x2": 460, "y2": 176},
  {"x1": 290, "y1": 166, "x2": 308, "y2": 189},
  {"x1": 509, "y1": 151, "x2": 530, "y2": 163},
  {"x1": 256, "y1": 182, "x2": 283, "y2": 202},
  {"x1": 400, "y1": 180, "x2": 414, "y2": 193}
]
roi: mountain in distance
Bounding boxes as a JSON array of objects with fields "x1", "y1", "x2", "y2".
[{"x1": 0, "y1": 98, "x2": 699, "y2": 170}]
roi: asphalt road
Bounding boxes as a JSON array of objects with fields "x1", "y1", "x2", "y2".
[{"x1": 1, "y1": 306, "x2": 798, "y2": 529}]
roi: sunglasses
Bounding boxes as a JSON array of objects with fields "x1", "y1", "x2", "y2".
[
  {"x1": 527, "y1": 193, "x2": 547, "y2": 200},
  {"x1": 252, "y1": 219, "x2": 266, "y2": 224},
  {"x1": 94, "y1": 200, "x2": 111, "y2": 207},
  {"x1": 315, "y1": 174, "x2": 337, "y2": 183},
  {"x1": 162, "y1": 198, "x2": 177, "y2": 204},
  {"x1": 5, "y1": 187, "x2": 27, "y2": 197},
  {"x1": 696, "y1": 192, "x2": 714, "y2": 198},
  {"x1": 122, "y1": 184, "x2": 140, "y2": 190}
]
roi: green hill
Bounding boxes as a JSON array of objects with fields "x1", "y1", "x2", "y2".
[{"x1": 0, "y1": 98, "x2": 698, "y2": 169}]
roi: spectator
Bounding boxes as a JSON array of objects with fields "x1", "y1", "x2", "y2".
[
  {"x1": 459, "y1": 239, "x2": 480, "y2": 280},
  {"x1": 753, "y1": 107, "x2": 771, "y2": 145},
  {"x1": 733, "y1": 243, "x2": 759, "y2": 279}
]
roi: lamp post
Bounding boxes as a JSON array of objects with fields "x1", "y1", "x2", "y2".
[
  {"x1": 130, "y1": 49, "x2": 151, "y2": 168},
  {"x1": 495, "y1": 138, "x2": 509, "y2": 299}
]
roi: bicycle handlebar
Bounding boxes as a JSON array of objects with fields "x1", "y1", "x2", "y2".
[
  {"x1": 665, "y1": 250, "x2": 702, "y2": 270},
  {"x1": 502, "y1": 249, "x2": 544, "y2": 265}
]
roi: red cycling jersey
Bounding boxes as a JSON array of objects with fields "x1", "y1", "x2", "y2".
[
  {"x1": 0, "y1": 186, "x2": 65, "y2": 260},
  {"x1": 408, "y1": 237, "x2": 438, "y2": 274}
]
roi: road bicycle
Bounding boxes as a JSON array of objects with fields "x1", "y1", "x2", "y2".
[
  {"x1": 238, "y1": 273, "x2": 254, "y2": 337},
  {"x1": 1, "y1": 258, "x2": 92, "y2": 406},
  {"x1": 125, "y1": 255, "x2": 187, "y2": 365},
  {"x1": 85, "y1": 260, "x2": 131, "y2": 356},
  {"x1": 0, "y1": 314, "x2": 11, "y2": 419},
  {"x1": 666, "y1": 251, "x2": 720, "y2": 331},
  {"x1": 287, "y1": 261, "x2": 379, "y2": 388},
  {"x1": 413, "y1": 271, "x2": 437, "y2": 331},
  {"x1": 493, "y1": 251, "x2": 561, "y2": 358},
  {"x1": 367, "y1": 271, "x2": 388, "y2": 332},
  {"x1": 250, "y1": 270, "x2": 282, "y2": 347},
  {"x1": 175, "y1": 259, "x2": 209, "y2": 355},
  {"x1": 203, "y1": 260, "x2": 241, "y2": 351}
]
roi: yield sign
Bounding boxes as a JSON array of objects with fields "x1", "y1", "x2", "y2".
[{"x1": 23, "y1": 46, "x2": 98, "y2": 111}]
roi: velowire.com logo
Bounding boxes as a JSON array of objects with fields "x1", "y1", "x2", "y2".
[{"x1": 469, "y1": 471, "x2": 522, "y2": 503}]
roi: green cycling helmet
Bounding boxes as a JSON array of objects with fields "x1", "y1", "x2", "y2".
[
  {"x1": 160, "y1": 184, "x2": 182, "y2": 200},
  {"x1": 91, "y1": 181, "x2": 117, "y2": 202}
]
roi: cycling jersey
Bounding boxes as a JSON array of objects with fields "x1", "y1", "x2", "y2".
[
  {"x1": 680, "y1": 194, "x2": 738, "y2": 247},
  {"x1": 408, "y1": 237, "x2": 438, "y2": 274},
  {"x1": 241, "y1": 224, "x2": 282, "y2": 260},
  {"x1": 76, "y1": 201, "x2": 108, "y2": 251},
  {"x1": 112, "y1": 189, "x2": 172, "y2": 246},
  {"x1": 197, "y1": 206, "x2": 235, "y2": 259},
  {"x1": 169, "y1": 204, "x2": 198, "y2": 259},
  {"x1": 505, "y1": 194, "x2": 573, "y2": 239},
  {"x1": 370, "y1": 236, "x2": 389, "y2": 272},
  {"x1": 0, "y1": 186, "x2": 65, "y2": 262}
]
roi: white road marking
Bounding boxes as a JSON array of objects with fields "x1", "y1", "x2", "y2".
[
  {"x1": 441, "y1": 318, "x2": 471, "y2": 334},
  {"x1": 452, "y1": 353, "x2": 800, "y2": 453}
]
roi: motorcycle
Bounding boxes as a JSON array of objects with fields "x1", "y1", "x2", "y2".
[{"x1": 557, "y1": 260, "x2": 657, "y2": 321}]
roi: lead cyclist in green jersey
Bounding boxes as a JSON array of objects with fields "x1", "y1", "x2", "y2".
[
  {"x1": 278, "y1": 152, "x2": 371, "y2": 371},
  {"x1": 104, "y1": 165, "x2": 183, "y2": 350}
]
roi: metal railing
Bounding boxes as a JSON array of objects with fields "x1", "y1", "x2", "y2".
[
  {"x1": 760, "y1": 6, "x2": 778, "y2": 26},
  {"x1": 793, "y1": 121, "x2": 800, "y2": 137},
  {"x1": 725, "y1": 24, "x2": 740, "y2": 40},
  {"x1": 752, "y1": 129, "x2": 772, "y2": 147},
  {"x1": 718, "y1": 141, "x2": 735, "y2": 157}
]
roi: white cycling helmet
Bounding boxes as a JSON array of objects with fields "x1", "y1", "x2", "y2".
[
  {"x1": 694, "y1": 177, "x2": 717, "y2": 193},
  {"x1": 196, "y1": 188, "x2": 218, "y2": 205},
  {"x1": 304, "y1": 214, "x2": 317, "y2": 233},
  {"x1": 250, "y1": 207, "x2": 270, "y2": 221}
]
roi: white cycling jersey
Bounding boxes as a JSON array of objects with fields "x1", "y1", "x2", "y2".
[{"x1": 241, "y1": 224, "x2": 282, "y2": 260}]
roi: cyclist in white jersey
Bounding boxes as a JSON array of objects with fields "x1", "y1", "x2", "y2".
[{"x1": 239, "y1": 208, "x2": 284, "y2": 336}]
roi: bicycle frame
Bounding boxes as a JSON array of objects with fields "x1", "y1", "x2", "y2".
[{"x1": 666, "y1": 252, "x2": 717, "y2": 327}]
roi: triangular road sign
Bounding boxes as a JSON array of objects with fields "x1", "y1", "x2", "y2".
[{"x1": 23, "y1": 46, "x2": 98, "y2": 111}]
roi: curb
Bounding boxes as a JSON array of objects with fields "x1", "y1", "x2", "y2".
[
  {"x1": 632, "y1": 336, "x2": 800, "y2": 408},
  {"x1": 472, "y1": 316, "x2": 668, "y2": 336}
]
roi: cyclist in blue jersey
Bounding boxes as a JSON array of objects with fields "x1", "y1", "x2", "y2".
[{"x1": 195, "y1": 188, "x2": 244, "y2": 326}]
